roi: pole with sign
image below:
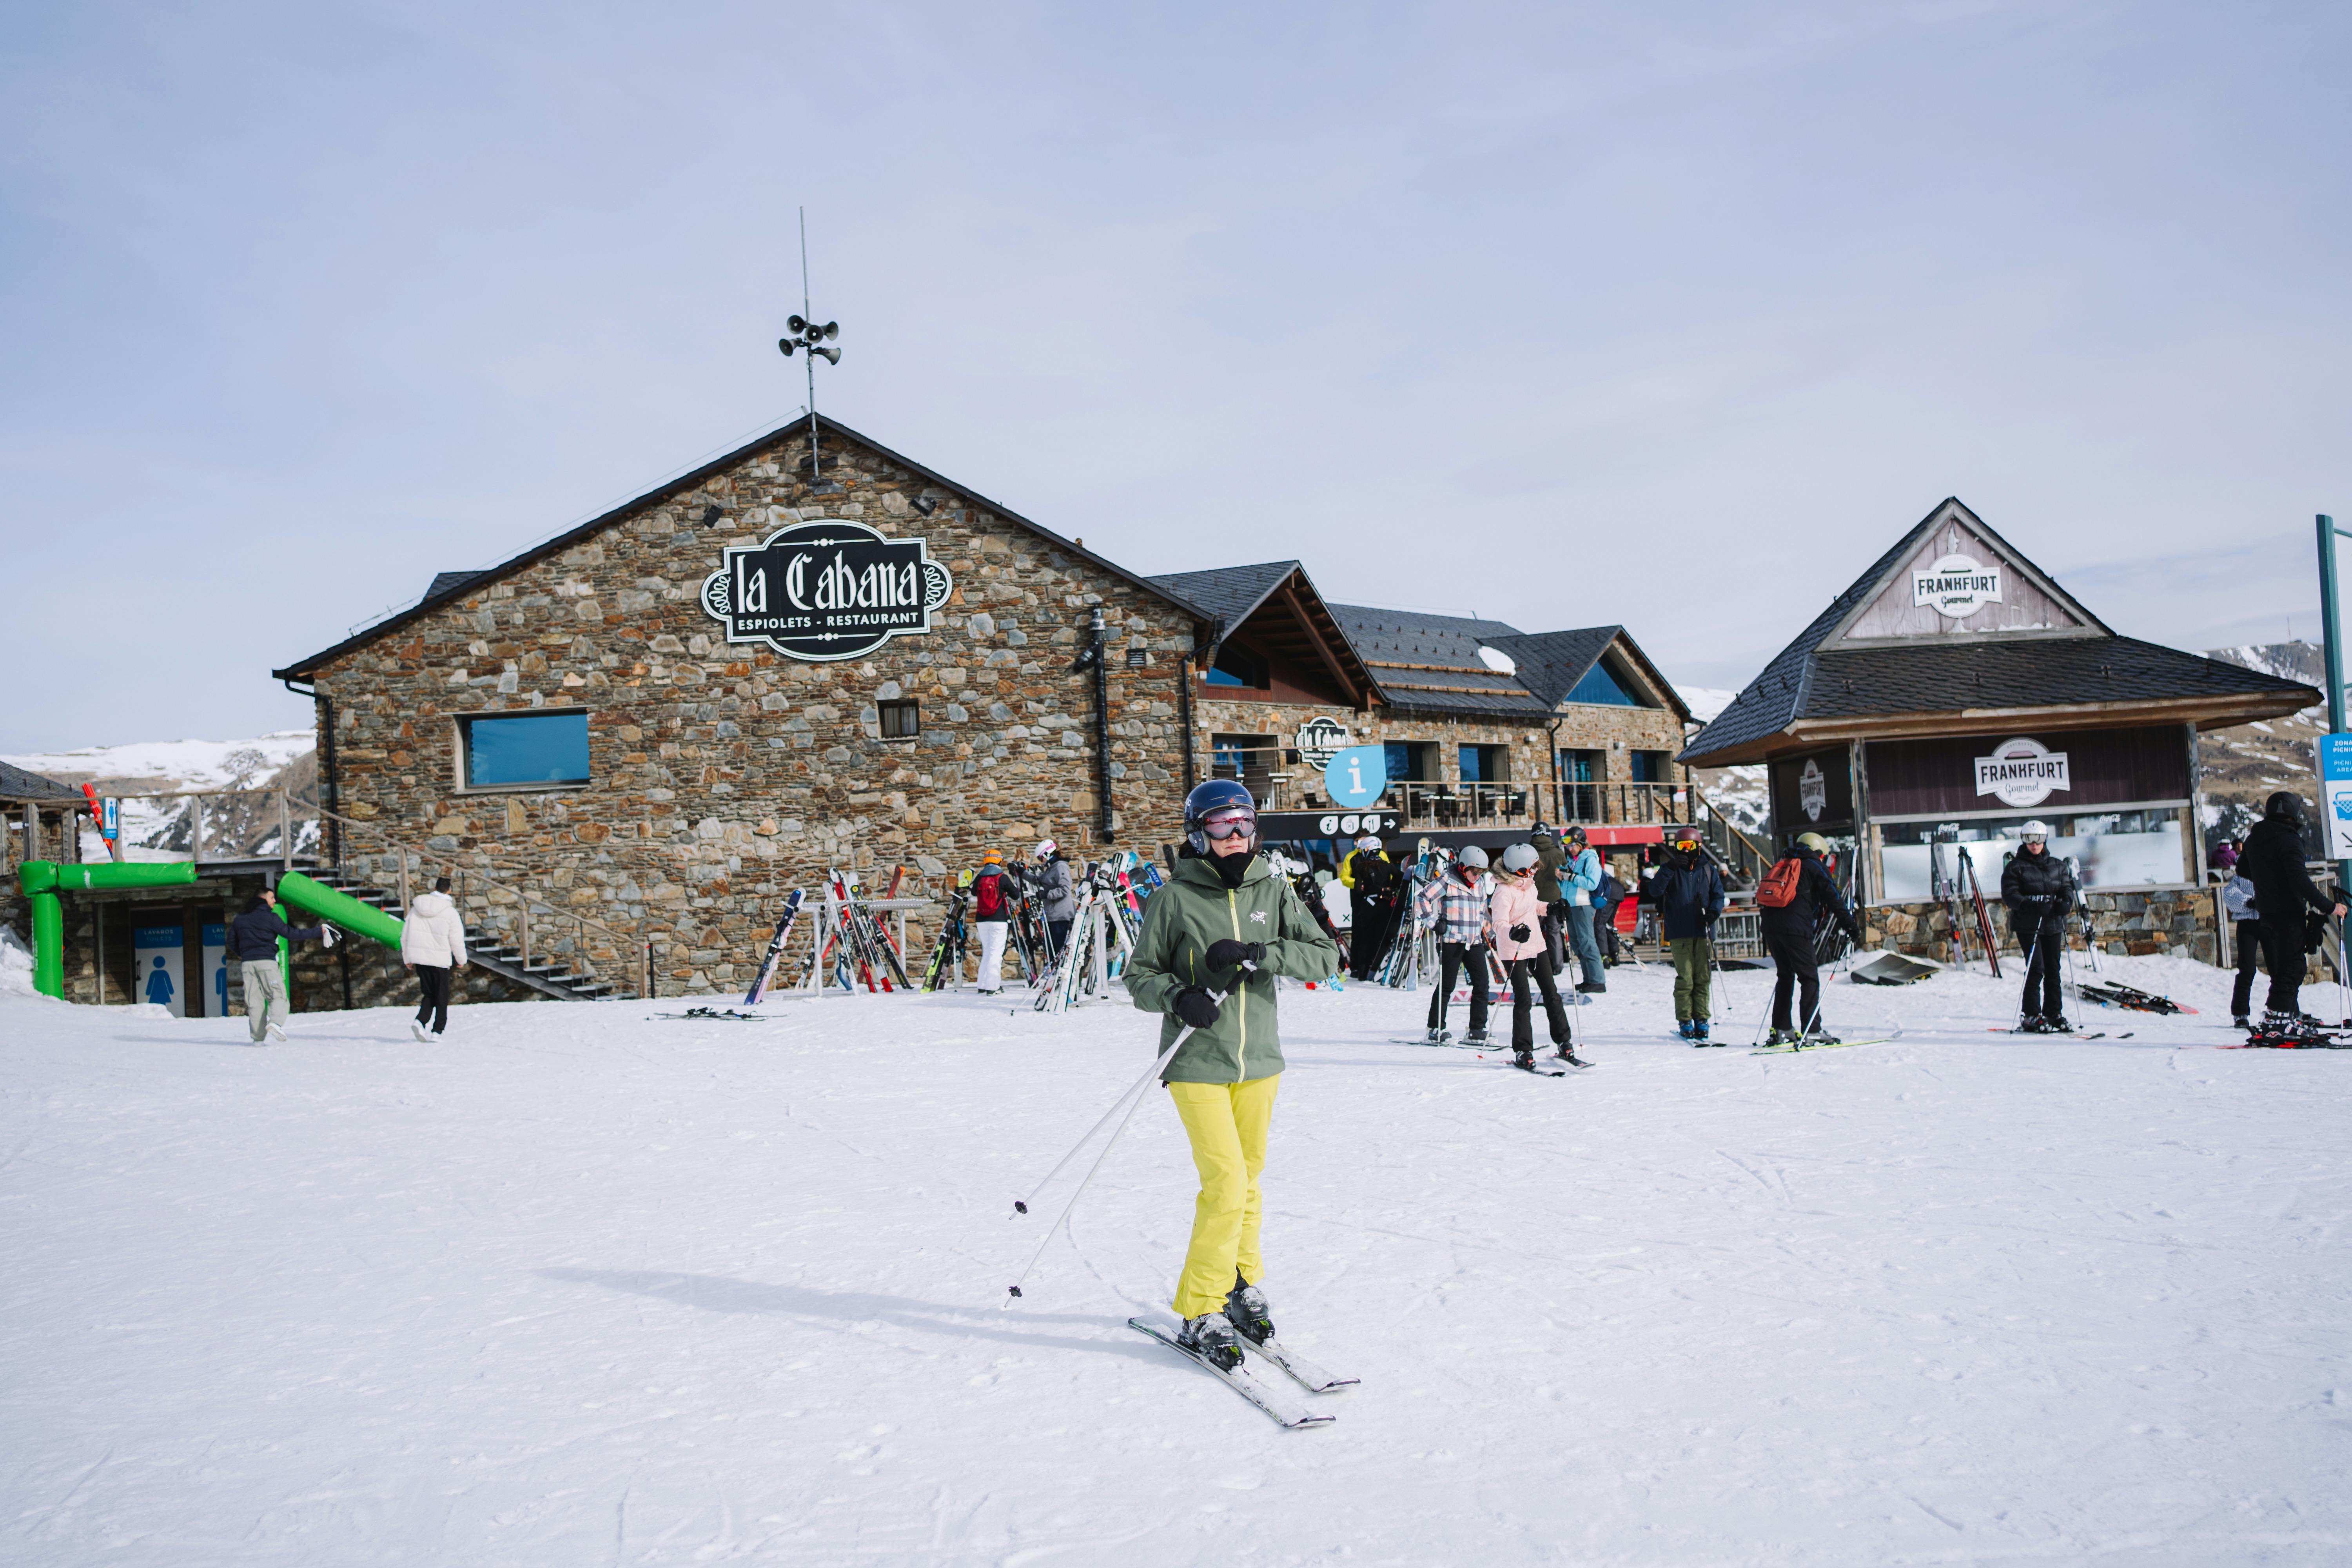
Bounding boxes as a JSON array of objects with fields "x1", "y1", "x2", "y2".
[{"x1": 2318, "y1": 514, "x2": 2350, "y2": 897}]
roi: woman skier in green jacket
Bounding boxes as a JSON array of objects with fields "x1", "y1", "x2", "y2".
[{"x1": 1125, "y1": 779, "x2": 1341, "y2": 1368}]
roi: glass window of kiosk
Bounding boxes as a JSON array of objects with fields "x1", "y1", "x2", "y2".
[
  {"x1": 459, "y1": 710, "x2": 591, "y2": 790},
  {"x1": 1875, "y1": 808, "x2": 2188, "y2": 901}
]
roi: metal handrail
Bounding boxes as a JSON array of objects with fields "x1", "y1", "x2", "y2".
[{"x1": 313, "y1": 805, "x2": 649, "y2": 998}]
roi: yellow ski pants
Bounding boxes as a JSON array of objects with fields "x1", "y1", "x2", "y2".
[{"x1": 1167, "y1": 1074, "x2": 1281, "y2": 1319}]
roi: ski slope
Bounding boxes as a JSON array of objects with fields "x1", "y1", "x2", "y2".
[{"x1": 4, "y1": 952, "x2": 2349, "y2": 1565}]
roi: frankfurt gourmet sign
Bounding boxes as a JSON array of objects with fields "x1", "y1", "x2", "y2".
[
  {"x1": 1911, "y1": 553, "x2": 2004, "y2": 619},
  {"x1": 1973, "y1": 735, "x2": 2071, "y2": 808},
  {"x1": 701, "y1": 519, "x2": 954, "y2": 661}
]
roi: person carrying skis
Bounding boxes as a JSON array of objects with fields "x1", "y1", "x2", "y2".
[
  {"x1": 1559, "y1": 826, "x2": 1607, "y2": 993},
  {"x1": 399, "y1": 875, "x2": 469, "y2": 1042},
  {"x1": 1415, "y1": 846, "x2": 1494, "y2": 1045},
  {"x1": 2000, "y1": 822, "x2": 2078, "y2": 1031},
  {"x1": 1493, "y1": 842, "x2": 1585, "y2": 1067},
  {"x1": 1757, "y1": 832, "x2": 1861, "y2": 1045},
  {"x1": 1340, "y1": 835, "x2": 1400, "y2": 980},
  {"x1": 1642, "y1": 828, "x2": 1727, "y2": 1043},
  {"x1": 971, "y1": 850, "x2": 1013, "y2": 994},
  {"x1": 1124, "y1": 779, "x2": 1341, "y2": 1368},
  {"x1": 224, "y1": 886, "x2": 333, "y2": 1044},
  {"x1": 1034, "y1": 840, "x2": 1077, "y2": 960},
  {"x1": 2237, "y1": 791, "x2": 2346, "y2": 1034}
]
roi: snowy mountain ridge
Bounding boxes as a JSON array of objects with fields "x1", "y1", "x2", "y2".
[{"x1": 3, "y1": 730, "x2": 315, "y2": 796}]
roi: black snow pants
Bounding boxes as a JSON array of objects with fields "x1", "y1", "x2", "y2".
[
  {"x1": 1428, "y1": 941, "x2": 1491, "y2": 1035},
  {"x1": 414, "y1": 964, "x2": 452, "y2": 1034},
  {"x1": 1350, "y1": 898, "x2": 1399, "y2": 980},
  {"x1": 2259, "y1": 913, "x2": 2308, "y2": 1016},
  {"x1": 1505, "y1": 956, "x2": 1570, "y2": 1051},
  {"x1": 2230, "y1": 918, "x2": 2263, "y2": 1018},
  {"x1": 2016, "y1": 920, "x2": 2066, "y2": 1020},
  {"x1": 1766, "y1": 930, "x2": 1820, "y2": 1033}
]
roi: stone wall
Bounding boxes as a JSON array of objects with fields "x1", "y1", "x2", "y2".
[
  {"x1": 1866, "y1": 886, "x2": 2227, "y2": 965},
  {"x1": 309, "y1": 429, "x2": 1197, "y2": 999}
]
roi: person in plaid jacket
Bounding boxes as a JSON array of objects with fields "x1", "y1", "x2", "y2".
[{"x1": 1416, "y1": 847, "x2": 1494, "y2": 1044}]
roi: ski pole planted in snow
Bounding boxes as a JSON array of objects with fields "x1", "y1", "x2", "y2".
[{"x1": 1004, "y1": 962, "x2": 1258, "y2": 1302}]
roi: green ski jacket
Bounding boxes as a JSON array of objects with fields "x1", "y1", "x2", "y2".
[{"x1": 1125, "y1": 852, "x2": 1341, "y2": 1084}]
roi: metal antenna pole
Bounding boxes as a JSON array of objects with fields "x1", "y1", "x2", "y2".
[{"x1": 800, "y1": 207, "x2": 820, "y2": 480}]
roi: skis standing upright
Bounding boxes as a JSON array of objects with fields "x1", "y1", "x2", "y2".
[
  {"x1": 743, "y1": 889, "x2": 807, "y2": 1004},
  {"x1": 923, "y1": 873, "x2": 974, "y2": 991},
  {"x1": 1957, "y1": 846, "x2": 2003, "y2": 980}
]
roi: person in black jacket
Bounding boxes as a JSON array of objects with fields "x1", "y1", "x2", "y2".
[
  {"x1": 1760, "y1": 833, "x2": 1861, "y2": 1045},
  {"x1": 1641, "y1": 830, "x2": 1727, "y2": 1043},
  {"x1": 224, "y1": 888, "x2": 331, "y2": 1044},
  {"x1": 2237, "y1": 791, "x2": 2346, "y2": 1029},
  {"x1": 1999, "y1": 821, "x2": 2076, "y2": 1032}
]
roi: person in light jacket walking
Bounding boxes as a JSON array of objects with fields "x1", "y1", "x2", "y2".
[
  {"x1": 400, "y1": 876, "x2": 469, "y2": 1041},
  {"x1": 1493, "y1": 842, "x2": 1584, "y2": 1069}
]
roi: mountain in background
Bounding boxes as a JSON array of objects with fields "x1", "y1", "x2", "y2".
[{"x1": 2, "y1": 731, "x2": 317, "y2": 861}]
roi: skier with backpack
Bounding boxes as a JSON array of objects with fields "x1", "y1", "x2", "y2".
[
  {"x1": 1123, "y1": 779, "x2": 1341, "y2": 1368},
  {"x1": 1641, "y1": 829, "x2": 1726, "y2": 1042},
  {"x1": 2000, "y1": 822, "x2": 2077, "y2": 1032},
  {"x1": 1755, "y1": 832, "x2": 1862, "y2": 1045},
  {"x1": 1415, "y1": 846, "x2": 1494, "y2": 1045},
  {"x1": 971, "y1": 850, "x2": 1013, "y2": 994},
  {"x1": 1341, "y1": 835, "x2": 1401, "y2": 981},
  {"x1": 2236, "y1": 791, "x2": 2346, "y2": 1036}
]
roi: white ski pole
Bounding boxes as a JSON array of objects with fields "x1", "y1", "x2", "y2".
[{"x1": 1004, "y1": 962, "x2": 1258, "y2": 1302}]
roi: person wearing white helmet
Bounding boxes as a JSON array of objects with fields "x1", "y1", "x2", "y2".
[
  {"x1": 1493, "y1": 841, "x2": 1584, "y2": 1068},
  {"x1": 1033, "y1": 839, "x2": 1076, "y2": 960},
  {"x1": 1340, "y1": 834, "x2": 1401, "y2": 981},
  {"x1": 1414, "y1": 846, "x2": 1493, "y2": 1044},
  {"x1": 1999, "y1": 820, "x2": 2075, "y2": 1031}
]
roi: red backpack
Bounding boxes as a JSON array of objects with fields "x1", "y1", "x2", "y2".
[
  {"x1": 973, "y1": 870, "x2": 1005, "y2": 918},
  {"x1": 1755, "y1": 857, "x2": 1803, "y2": 909}
]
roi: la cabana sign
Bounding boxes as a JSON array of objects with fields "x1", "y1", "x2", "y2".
[{"x1": 701, "y1": 518, "x2": 954, "y2": 661}]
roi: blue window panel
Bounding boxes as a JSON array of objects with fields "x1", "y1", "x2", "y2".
[
  {"x1": 1566, "y1": 661, "x2": 1639, "y2": 707},
  {"x1": 1629, "y1": 750, "x2": 1667, "y2": 783},
  {"x1": 1205, "y1": 666, "x2": 1247, "y2": 687},
  {"x1": 465, "y1": 712, "x2": 591, "y2": 787},
  {"x1": 1384, "y1": 742, "x2": 1414, "y2": 781},
  {"x1": 1458, "y1": 745, "x2": 1483, "y2": 782},
  {"x1": 1558, "y1": 749, "x2": 1598, "y2": 782}
]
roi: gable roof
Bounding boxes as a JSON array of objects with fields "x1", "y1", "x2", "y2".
[
  {"x1": 1485, "y1": 626, "x2": 1692, "y2": 723},
  {"x1": 1147, "y1": 561, "x2": 1299, "y2": 635},
  {"x1": 0, "y1": 759, "x2": 82, "y2": 804},
  {"x1": 1325, "y1": 605, "x2": 1548, "y2": 717},
  {"x1": 1681, "y1": 497, "x2": 2317, "y2": 766},
  {"x1": 1148, "y1": 561, "x2": 1381, "y2": 708},
  {"x1": 275, "y1": 413, "x2": 1213, "y2": 681}
]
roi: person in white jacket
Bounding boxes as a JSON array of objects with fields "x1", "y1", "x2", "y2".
[{"x1": 400, "y1": 877, "x2": 468, "y2": 1041}]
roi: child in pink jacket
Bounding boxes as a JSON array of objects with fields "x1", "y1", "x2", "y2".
[{"x1": 1492, "y1": 844, "x2": 1588, "y2": 1070}]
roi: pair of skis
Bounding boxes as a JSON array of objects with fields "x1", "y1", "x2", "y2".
[{"x1": 1125, "y1": 1316, "x2": 1356, "y2": 1429}]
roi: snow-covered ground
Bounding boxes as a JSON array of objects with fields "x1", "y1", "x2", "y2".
[{"x1": 5, "y1": 954, "x2": 2350, "y2": 1566}]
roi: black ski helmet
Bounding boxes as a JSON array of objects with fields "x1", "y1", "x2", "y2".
[
  {"x1": 2265, "y1": 790, "x2": 2305, "y2": 822},
  {"x1": 1183, "y1": 778, "x2": 1258, "y2": 854}
]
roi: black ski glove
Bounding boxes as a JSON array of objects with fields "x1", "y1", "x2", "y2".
[
  {"x1": 1173, "y1": 987, "x2": 1221, "y2": 1029},
  {"x1": 1203, "y1": 939, "x2": 1265, "y2": 971},
  {"x1": 1508, "y1": 923, "x2": 1532, "y2": 943}
]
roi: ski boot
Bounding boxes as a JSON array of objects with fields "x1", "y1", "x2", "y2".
[
  {"x1": 1225, "y1": 1275, "x2": 1274, "y2": 1346},
  {"x1": 1692, "y1": 1019, "x2": 1713, "y2": 1045},
  {"x1": 2232, "y1": 1013, "x2": 2251, "y2": 1029},
  {"x1": 1801, "y1": 1026, "x2": 1841, "y2": 1047},
  {"x1": 1677, "y1": 1019, "x2": 1696, "y2": 1042},
  {"x1": 1463, "y1": 1029, "x2": 1490, "y2": 1048},
  {"x1": 1513, "y1": 1047, "x2": 1537, "y2": 1071},
  {"x1": 2042, "y1": 1014, "x2": 2073, "y2": 1034},
  {"x1": 1423, "y1": 1026, "x2": 1450, "y2": 1045},
  {"x1": 1765, "y1": 1028, "x2": 1802, "y2": 1047},
  {"x1": 2017, "y1": 1015, "x2": 2051, "y2": 1034},
  {"x1": 1556, "y1": 1044, "x2": 1593, "y2": 1069},
  {"x1": 1176, "y1": 1310, "x2": 1245, "y2": 1370}
]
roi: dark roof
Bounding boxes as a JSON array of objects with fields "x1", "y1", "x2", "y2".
[
  {"x1": 0, "y1": 759, "x2": 82, "y2": 802},
  {"x1": 1326, "y1": 604, "x2": 1548, "y2": 717},
  {"x1": 1146, "y1": 561, "x2": 1299, "y2": 637},
  {"x1": 276, "y1": 413, "x2": 1214, "y2": 680},
  {"x1": 1682, "y1": 497, "x2": 2318, "y2": 765},
  {"x1": 1486, "y1": 627, "x2": 1623, "y2": 708},
  {"x1": 424, "y1": 570, "x2": 484, "y2": 603}
]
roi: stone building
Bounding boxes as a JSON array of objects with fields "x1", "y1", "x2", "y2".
[
  {"x1": 243, "y1": 416, "x2": 1714, "y2": 1007},
  {"x1": 1679, "y1": 497, "x2": 2319, "y2": 962}
]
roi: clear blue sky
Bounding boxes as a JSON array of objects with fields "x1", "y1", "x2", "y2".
[{"x1": 4, "y1": 2, "x2": 2346, "y2": 750}]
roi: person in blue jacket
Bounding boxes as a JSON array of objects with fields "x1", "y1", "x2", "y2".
[{"x1": 1559, "y1": 826, "x2": 1607, "y2": 993}]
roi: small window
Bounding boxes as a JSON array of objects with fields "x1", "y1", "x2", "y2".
[
  {"x1": 1566, "y1": 659, "x2": 1645, "y2": 707},
  {"x1": 1629, "y1": 750, "x2": 1670, "y2": 783},
  {"x1": 879, "y1": 699, "x2": 920, "y2": 740},
  {"x1": 1458, "y1": 744, "x2": 1508, "y2": 782},
  {"x1": 1205, "y1": 644, "x2": 1270, "y2": 688},
  {"x1": 460, "y1": 711, "x2": 590, "y2": 789}
]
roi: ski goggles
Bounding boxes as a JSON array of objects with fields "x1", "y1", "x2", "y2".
[{"x1": 1198, "y1": 807, "x2": 1257, "y2": 841}]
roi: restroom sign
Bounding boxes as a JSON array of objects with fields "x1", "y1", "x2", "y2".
[
  {"x1": 1911, "y1": 554, "x2": 2004, "y2": 619},
  {"x1": 701, "y1": 518, "x2": 955, "y2": 662}
]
